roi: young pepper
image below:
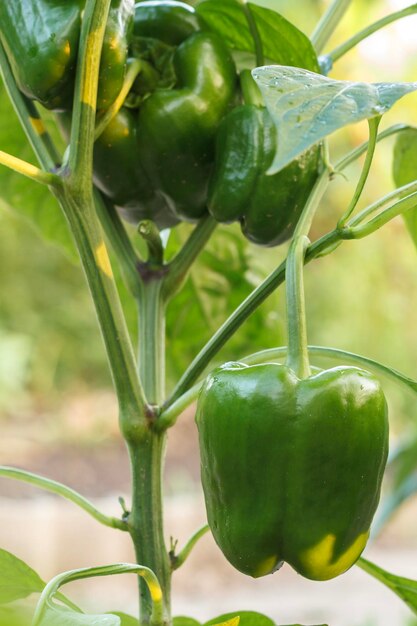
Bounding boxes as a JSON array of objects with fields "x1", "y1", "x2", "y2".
[
  {"x1": 208, "y1": 71, "x2": 322, "y2": 246},
  {"x1": 0, "y1": 0, "x2": 134, "y2": 111}
]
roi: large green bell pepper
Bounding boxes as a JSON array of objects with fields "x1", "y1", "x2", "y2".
[
  {"x1": 196, "y1": 362, "x2": 388, "y2": 580},
  {"x1": 0, "y1": 0, "x2": 134, "y2": 111}
]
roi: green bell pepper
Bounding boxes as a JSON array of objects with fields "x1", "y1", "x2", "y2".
[
  {"x1": 0, "y1": 0, "x2": 134, "y2": 111},
  {"x1": 93, "y1": 0, "x2": 237, "y2": 225},
  {"x1": 196, "y1": 362, "x2": 388, "y2": 580},
  {"x1": 93, "y1": 107, "x2": 179, "y2": 229},
  {"x1": 135, "y1": 29, "x2": 237, "y2": 221},
  {"x1": 208, "y1": 71, "x2": 322, "y2": 246}
]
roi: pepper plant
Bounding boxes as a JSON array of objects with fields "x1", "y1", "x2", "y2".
[{"x1": 3, "y1": 0, "x2": 417, "y2": 625}]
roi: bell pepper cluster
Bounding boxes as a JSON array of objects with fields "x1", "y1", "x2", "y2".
[{"x1": 0, "y1": 0, "x2": 322, "y2": 245}]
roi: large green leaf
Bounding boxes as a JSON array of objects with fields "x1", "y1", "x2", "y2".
[
  {"x1": 359, "y1": 558, "x2": 417, "y2": 616},
  {"x1": 0, "y1": 82, "x2": 74, "y2": 257},
  {"x1": 392, "y1": 127, "x2": 417, "y2": 249},
  {"x1": 0, "y1": 549, "x2": 45, "y2": 604},
  {"x1": 196, "y1": 0, "x2": 318, "y2": 71},
  {"x1": 253, "y1": 66, "x2": 417, "y2": 174}
]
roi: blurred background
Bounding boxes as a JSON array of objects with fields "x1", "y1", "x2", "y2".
[{"x1": 2, "y1": 0, "x2": 417, "y2": 624}]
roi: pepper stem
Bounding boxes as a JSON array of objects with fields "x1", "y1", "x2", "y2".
[
  {"x1": 285, "y1": 151, "x2": 331, "y2": 378},
  {"x1": 240, "y1": 70, "x2": 264, "y2": 108},
  {"x1": 286, "y1": 235, "x2": 311, "y2": 378}
]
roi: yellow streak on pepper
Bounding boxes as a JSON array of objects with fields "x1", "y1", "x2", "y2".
[
  {"x1": 253, "y1": 555, "x2": 280, "y2": 578},
  {"x1": 30, "y1": 117, "x2": 46, "y2": 136},
  {"x1": 300, "y1": 531, "x2": 369, "y2": 580},
  {"x1": 95, "y1": 242, "x2": 113, "y2": 278}
]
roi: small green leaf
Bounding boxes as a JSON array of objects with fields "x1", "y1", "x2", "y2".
[
  {"x1": 252, "y1": 66, "x2": 417, "y2": 174},
  {"x1": 205, "y1": 611, "x2": 274, "y2": 626},
  {"x1": 359, "y1": 557, "x2": 417, "y2": 615},
  {"x1": 173, "y1": 617, "x2": 201, "y2": 626},
  {"x1": 41, "y1": 605, "x2": 120, "y2": 626},
  {"x1": 392, "y1": 128, "x2": 417, "y2": 249},
  {"x1": 0, "y1": 549, "x2": 45, "y2": 604},
  {"x1": 0, "y1": 82, "x2": 75, "y2": 257},
  {"x1": 196, "y1": 0, "x2": 318, "y2": 71},
  {"x1": 108, "y1": 612, "x2": 139, "y2": 626}
]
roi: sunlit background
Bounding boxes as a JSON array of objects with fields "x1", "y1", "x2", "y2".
[{"x1": 1, "y1": 1, "x2": 417, "y2": 624}]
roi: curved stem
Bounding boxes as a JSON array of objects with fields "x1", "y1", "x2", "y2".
[
  {"x1": 346, "y1": 190, "x2": 417, "y2": 240},
  {"x1": 347, "y1": 180, "x2": 417, "y2": 229},
  {"x1": 163, "y1": 216, "x2": 217, "y2": 300},
  {"x1": 0, "y1": 466, "x2": 127, "y2": 531},
  {"x1": 158, "y1": 383, "x2": 201, "y2": 431},
  {"x1": 328, "y1": 3, "x2": 417, "y2": 64},
  {"x1": 160, "y1": 342, "x2": 417, "y2": 430},
  {"x1": 245, "y1": 346, "x2": 417, "y2": 395},
  {"x1": 337, "y1": 116, "x2": 381, "y2": 228},
  {"x1": 0, "y1": 150, "x2": 61, "y2": 187},
  {"x1": 171, "y1": 525, "x2": 210, "y2": 571},
  {"x1": 336, "y1": 124, "x2": 412, "y2": 173},
  {"x1": 32, "y1": 564, "x2": 164, "y2": 626},
  {"x1": 68, "y1": 0, "x2": 111, "y2": 186},
  {"x1": 138, "y1": 221, "x2": 164, "y2": 267},
  {"x1": 311, "y1": 0, "x2": 353, "y2": 54},
  {"x1": 237, "y1": 0, "x2": 264, "y2": 66},
  {"x1": 95, "y1": 59, "x2": 142, "y2": 140}
]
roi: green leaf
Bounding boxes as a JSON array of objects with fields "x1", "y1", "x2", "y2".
[
  {"x1": 108, "y1": 613, "x2": 139, "y2": 626},
  {"x1": 41, "y1": 605, "x2": 120, "y2": 626},
  {"x1": 392, "y1": 128, "x2": 417, "y2": 248},
  {"x1": 205, "y1": 611, "x2": 274, "y2": 626},
  {"x1": 359, "y1": 557, "x2": 417, "y2": 615},
  {"x1": 0, "y1": 82, "x2": 75, "y2": 257},
  {"x1": 252, "y1": 66, "x2": 417, "y2": 174},
  {"x1": 0, "y1": 549, "x2": 45, "y2": 604},
  {"x1": 196, "y1": 0, "x2": 318, "y2": 71},
  {"x1": 173, "y1": 617, "x2": 201, "y2": 626}
]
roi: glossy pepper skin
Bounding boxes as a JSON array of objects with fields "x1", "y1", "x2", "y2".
[
  {"x1": 93, "y1": 0, "x2": 237, "y2": 224},
  {"x1": 136, "y1": 30, "x2": 237, "y2": 221},
  {"x1": 208, "y1": 102, "x2": 322, "y2": 247},
  {"x1": 0, "y1": 0, "x2": 134, "y2": 111},
  {"x1": 196, "y1": 362, "x2": 389, "y2": 580},
  {"x1": 93, "y1": 108, "x2": 178, "y2": 229}
]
